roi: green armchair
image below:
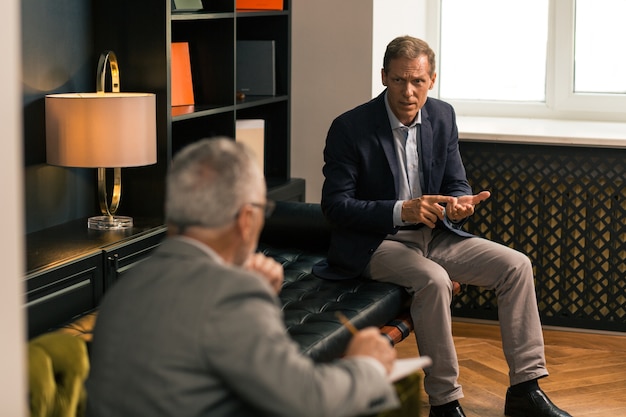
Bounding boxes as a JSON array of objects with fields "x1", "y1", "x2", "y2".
[{"x1": 28, "y1": 332, "x2": 89, "y2": 417}]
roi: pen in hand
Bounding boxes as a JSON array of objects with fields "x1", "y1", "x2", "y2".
[{"x1": 335, "y1": 311, "x2": 358, "y2": 335}]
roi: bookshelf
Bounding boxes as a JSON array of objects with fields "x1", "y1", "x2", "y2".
[
  {"x1": 93, "y1": 0, "x2": 301, "y2": 220},
  {"x1": 24, "y1": 0, "x2": 302, "y2": 338}
]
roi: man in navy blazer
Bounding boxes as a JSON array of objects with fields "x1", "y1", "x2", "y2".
[
  {"x1": 314, "y1": 36, "x2": 571, "y2": 417},
  {"x1": 312, "y1": 80, "x2": 476, "y2": 280}
]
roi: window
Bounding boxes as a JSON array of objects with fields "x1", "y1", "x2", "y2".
[
  {"x1": 427, "y1": 0, "x2": 626, "y2": 122},
  {"x1": 439, "y1": 0, "x2": 549, "y2": 102},
  {"x1": 574, "y1": 0, "x2": 626, "y2": 94}
]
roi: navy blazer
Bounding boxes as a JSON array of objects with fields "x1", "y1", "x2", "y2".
[{"x1": 313, "y1": 91, "x2": 473, "y2": 280}]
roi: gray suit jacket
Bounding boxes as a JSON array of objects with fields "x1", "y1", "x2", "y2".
[{"x1": 86, "y1": 237, "x2": 399, "y2": 417}]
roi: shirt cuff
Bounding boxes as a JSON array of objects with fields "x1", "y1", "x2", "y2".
[{"x1": 393, "y1": 200, "x2": 407, "y2": 227}]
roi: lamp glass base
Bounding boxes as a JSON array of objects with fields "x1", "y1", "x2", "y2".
[{"x1": 88, "y1": 215, "x2": 133, "y2": 230}]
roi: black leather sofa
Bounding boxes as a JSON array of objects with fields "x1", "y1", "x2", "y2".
[
  {"x1": 258, "y1": 201, "x2": 412, "y2": 363},
  {"x1": 57, "y1": 201, "x2": 414, "y2": 365}
]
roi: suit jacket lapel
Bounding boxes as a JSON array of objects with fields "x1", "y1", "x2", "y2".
[
  {"x1": 419, "y1": 104, "x2": 433, "y2": 193},
  {"x1": 373, "y1": 94, "x2": 401, "y2": 197}
]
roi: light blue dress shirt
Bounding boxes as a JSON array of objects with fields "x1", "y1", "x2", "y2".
[{"x1": 384, "y1": 93, "x2": 422, "y2": 227}]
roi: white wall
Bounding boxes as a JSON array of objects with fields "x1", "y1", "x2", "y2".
[
  {"x1": 371, "y1": 0, "x2": 428, "y2": 97},
  {"x1": 0, "y1": 0, "x2": 27, "y2": 416},
  {"x1": 291, "y1": 0, "x2": 374, "y2": 203},
  {"x1": 291, "y1": 0, "x2": 427, "y2": 202}
]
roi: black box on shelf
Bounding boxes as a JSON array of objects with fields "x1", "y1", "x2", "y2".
[{"x1": 237, "y1": 40, "x2": 276, "y2": 96}]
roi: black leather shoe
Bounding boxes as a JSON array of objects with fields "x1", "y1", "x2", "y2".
[
  {"x1": 505, "y1": 388, "x2": 572, "y2": 417},
  {"x1": 429, "y1": 405, "x2": 467, "y2": 417}
]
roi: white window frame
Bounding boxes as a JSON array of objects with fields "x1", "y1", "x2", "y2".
[{"x1": 425, "y1": 0, "x2": 626, "y2": 124}]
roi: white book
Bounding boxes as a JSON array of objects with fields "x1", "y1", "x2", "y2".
[
  {"x1": 236, "y1": 119, "x2": 265, "y2": 174},
  {"x1": 389, "y1": 356, "x2": 432, "y2": 382}
]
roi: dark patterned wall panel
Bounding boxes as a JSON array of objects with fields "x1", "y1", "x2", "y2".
[{"x1": 455, "y1": 141, "x2": 626, "y2": 332}]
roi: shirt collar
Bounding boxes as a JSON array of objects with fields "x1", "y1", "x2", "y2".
[
  {"x1": 171, "y1": 235, "x2": 225, "y2": 264},
  {"x1": 384, "y1": 91, "x2": 421, "y2": 130}
]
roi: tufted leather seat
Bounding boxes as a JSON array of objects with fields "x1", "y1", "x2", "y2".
[{"x1": 258, "y1": 201, "x2": 411, "y2": 362}]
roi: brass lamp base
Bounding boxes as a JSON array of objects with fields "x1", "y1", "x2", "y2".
[
  {"x1": 88, "y1": 215, "x2": 133, "y2": 230},
  {"x1": 90, "y1": 164, "x2": 133, "y2": 231}
]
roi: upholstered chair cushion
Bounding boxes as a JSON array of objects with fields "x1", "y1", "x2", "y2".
[{"x1": 28, "y1": 332, "x2": 89, "y2": 417}]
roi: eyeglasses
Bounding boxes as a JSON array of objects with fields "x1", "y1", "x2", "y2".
[{"x1": 248, "y1": 200, "x2": 276, "y2": 219}]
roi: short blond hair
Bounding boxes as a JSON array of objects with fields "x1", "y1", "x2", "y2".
[{"x1": 383, "y1": 36, "x2": 436, "y2": 77}]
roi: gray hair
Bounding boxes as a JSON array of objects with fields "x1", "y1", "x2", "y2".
[
  {"x1": 383, "y1": 35, "x2": 436, "y2": 77},
  {"x1": 166, "y1": 137, "x2": 260, "y2": 229}
]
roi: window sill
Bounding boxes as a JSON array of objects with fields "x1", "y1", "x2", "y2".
[{"x1": 457, "y1": 116, "x2": 626, "y2": 148}]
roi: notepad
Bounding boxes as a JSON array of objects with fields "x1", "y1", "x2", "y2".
[{"x1": 389, "y1": 356, "x2": 432, "y2": 382}]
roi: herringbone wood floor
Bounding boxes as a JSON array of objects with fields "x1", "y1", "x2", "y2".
[{"x1": 395, "y1": 320, "x2": 626, "y2": 417}]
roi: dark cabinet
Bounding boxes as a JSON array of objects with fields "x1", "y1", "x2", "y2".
[
  {"x1": 103, "y1": 227, "x2": 167, "y2": 290},
  {"x1": 26, "y1": 251, "x2": 102, "y2": 339},
  {"x1": 25, "y1": 220, "x2": 167, "y2": 337}
]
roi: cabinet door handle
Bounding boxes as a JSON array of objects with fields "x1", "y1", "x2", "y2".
[{"x1": 107, "y1": 254, "x2": 120, "y2": 281}]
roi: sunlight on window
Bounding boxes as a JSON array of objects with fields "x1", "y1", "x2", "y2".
[
  {"x1": 575, "y1": 0, "x2": 626, "y2": 94},
  {"x1": 439, "y1": 0, "x2": 549, "y2": 102}
]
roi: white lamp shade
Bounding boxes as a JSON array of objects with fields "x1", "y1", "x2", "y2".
[{"x1": 45, "y1": 92, "x2": 157, "y2": 167}]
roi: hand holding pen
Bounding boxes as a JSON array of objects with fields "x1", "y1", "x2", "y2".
[{"x1": 337, "y1": 312, "x2": 397, "y2": 375}]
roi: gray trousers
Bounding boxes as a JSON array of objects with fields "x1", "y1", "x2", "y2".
[{"x1": 365, "y1": 228, "x2": 548, "y2": 406}]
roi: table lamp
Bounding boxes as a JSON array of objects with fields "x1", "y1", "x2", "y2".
[{"x1": 45, "y1": 51, "x2": 157, "y2": 230}]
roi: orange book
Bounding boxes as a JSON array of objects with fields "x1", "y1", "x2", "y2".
[
  {"x1": 171, "y1": 42, "x2": 195, "y2": 107},
  {"x1": 236, "y1": 0, "x2": 283, "y2": 10}
]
